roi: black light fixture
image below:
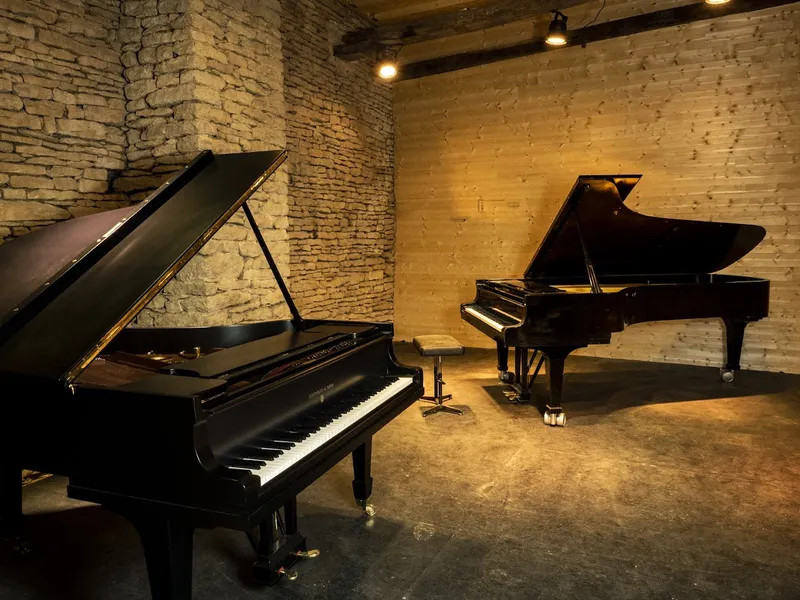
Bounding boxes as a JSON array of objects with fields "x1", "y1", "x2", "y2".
[
  {"x1": 376, "y1": 46, "x2": 399, "y2": 80},
  {"x1": 546, "y1": 10, "x2": 568, "y2": 46}
]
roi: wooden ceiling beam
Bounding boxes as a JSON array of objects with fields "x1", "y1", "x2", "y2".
[
  {"x1": 395, "y1": 0, "x2": 799, "y2": 81},
  {"x1": 335, "y1": 0, "x2": 587, "y2": 61}
]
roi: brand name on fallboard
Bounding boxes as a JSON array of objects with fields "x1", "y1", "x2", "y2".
[{"x1": 309, "y1": 383, "x2": 334, "y2": 403}]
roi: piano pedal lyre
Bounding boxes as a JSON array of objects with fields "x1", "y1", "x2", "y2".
[{"x1": 251, "y1": 498, "x2": 313, "y2": 586}]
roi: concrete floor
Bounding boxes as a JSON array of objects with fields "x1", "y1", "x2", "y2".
[{"x1": 1, "y1": 343, "x2": 799, "y2": 599}]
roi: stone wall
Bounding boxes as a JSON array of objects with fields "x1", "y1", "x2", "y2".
[
  {"x1": 394, "y1": 1, "x2": 800, "y2": 373},
  {"x1": 0, "y1": 0, "x2": 128, "y2": 243},
  {"x1": 282, "y1": 0, "x2": 395, "y2": 322},
  {"x1": 117, "y1": 0, "x2": 289, "y2": 327}
]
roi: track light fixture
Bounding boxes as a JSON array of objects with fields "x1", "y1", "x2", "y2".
[
  {"x1": 376, "y1": 46, "x2": 399, "y2": 80},
  {"x1": 546, "y1": 10, "x2": 568, "y2": 46}
]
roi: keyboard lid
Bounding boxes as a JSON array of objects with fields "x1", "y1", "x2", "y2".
[
  {"x1": 523, "y1": 175, "x2": 766, "y2": 280},
  {"x1": 0, "y1": 150, "x2": 287, "y2": 384}
]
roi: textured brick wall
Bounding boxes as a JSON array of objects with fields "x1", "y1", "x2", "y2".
[
  {"x1": 2, "y1": 0, "x2": 395, "y2": 328},
  {"x1": 117, "y1": 0, "x2": 289, "y2": 327},
  {"x1": 0, "y1": 0, "x2": 128, "y2": 243},
  {"x1": 282, "y1": 0, "x2": 395, "y2": 322},
  {"x1": 1, "y1": 0, "x2": 288, "y2": 327},
  {"x1": 394, "y1": 2, "x2": 800, "y2": 373}
]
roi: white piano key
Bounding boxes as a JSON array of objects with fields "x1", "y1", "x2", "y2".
[
  {"x1": 464, "y1": 305, "x2": 506, "y2": 331},
  {"x1": 229, "y1": 376, "x2": 414, "y2": 487}
]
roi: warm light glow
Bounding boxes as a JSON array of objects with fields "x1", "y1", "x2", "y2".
[
  {"x1": 378, "y1": 62, "x2": 398, "y2": 80},
  {"x1": 546, "y1": 10, "x2": 568, "y2": 47},
  {"x1": 705, "y1": 0, "x2": 731, "y2": 3}
]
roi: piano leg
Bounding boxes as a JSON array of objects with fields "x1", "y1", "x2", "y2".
[
  {"x1": 131, "y1": 514, "x2": 194, "y2": 600},
  {"x1": 722, "y1": 319, "x2": 747, "y2": 382},
  {"x1": 352, "y1": 438, "x2": 376, "y2": 517},
  {"x1": 0, "y1": 464, "x2": 27, "y2": 554},
  {"x1": 542, "y1": 347, "x2": 577, "y2": 427},
  {"x1": 497, "y1": 342, "x2": 514, "y2": 383}
]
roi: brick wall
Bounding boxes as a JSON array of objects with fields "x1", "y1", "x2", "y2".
[
  {"x1": 0, "y1": 0, "x2": 128, "y2": 243},
  {"x1": 282, "y1": 0, "x2": 395, "y2": 322},
  {"x1": 117, "y1": 0, "x2": 290, "y2": 327},
  {"x1": 394, "y1": 2, "x2": 800, "y2": 373},
  {"x1": 2, "y1": 0, "x2": 396, "y2": 328}
]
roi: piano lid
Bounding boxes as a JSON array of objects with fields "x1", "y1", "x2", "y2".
[
  {"x1": 0, "y1": 150, "x2": 287, "y2": 383},
  {"x1": 523, "y1": 175, "x2": 766, "y2": 280}
]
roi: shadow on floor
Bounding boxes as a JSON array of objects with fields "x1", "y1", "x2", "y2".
[
  {"x1": 0, "y1": 495, "x2": 466, "y2": 600},
  {"x1": 477, "y1": 360, "x2": 795, "y2": 420}
]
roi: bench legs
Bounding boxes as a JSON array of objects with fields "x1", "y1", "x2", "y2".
[{"x1": 420, "y1": 356, "x2": 462, "y2": 417}]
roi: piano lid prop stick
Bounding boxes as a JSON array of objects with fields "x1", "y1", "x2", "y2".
[
  {"x1": 573, "y1": 209, "x2": 602, "y2": 295},
  {"x1": 242, "y1": 201, "x2": 306, "y2": 330}
]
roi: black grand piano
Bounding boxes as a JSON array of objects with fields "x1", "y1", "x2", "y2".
[
  {"x1": 0, "y1": 150, "x2": 423, "y2": 598},
  {"x1": 461, "y1": 175, "x2": 769, "y2": 427}
]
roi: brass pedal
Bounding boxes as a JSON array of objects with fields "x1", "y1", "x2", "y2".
[{"x1": 295, "y1": 549, "x2": 320, "y2": 559}]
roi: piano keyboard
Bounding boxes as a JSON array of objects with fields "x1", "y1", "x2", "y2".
[
  {"x1": 463, "y1": 305, "x2": 518, "y2": 331},
  {"x1": 222, "y1": 376, "x2": 414, "y2": 486}
]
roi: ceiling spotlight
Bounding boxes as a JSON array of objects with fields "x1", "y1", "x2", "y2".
[
  {"x1": 705, "y1": 0, "x2": 731, "y2": 4},
  {"x1": 546, "y1": 10, "x2": 568, "y2": 46},
  {"x1": 376, "y1": 47, "x2": 399, "y2": 81},
  {"x1": 378, "y1": 62, "x2": 398, "y2": 80}
]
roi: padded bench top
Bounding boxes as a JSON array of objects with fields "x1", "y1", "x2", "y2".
[{"x1": 412, "y1": 335, "x2": 464, "y2": 357}]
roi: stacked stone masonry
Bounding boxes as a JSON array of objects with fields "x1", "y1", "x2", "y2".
[
  {"x1": 1, "y1": 0, "x2": 396, "y2": 328},
  {"x1": 117, "y1": 0, "x2": 290, "y2": 327},
  {"x1": 0, "y1": 0, "x2": 129, "y2": 243},
  {"x1": 281, "y1": 0, "x2": 395, "y2": 322}
]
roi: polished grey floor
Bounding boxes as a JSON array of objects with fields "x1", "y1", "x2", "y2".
[{"x1": 2, "y1": 344, "x2": 799, "y2": 599}]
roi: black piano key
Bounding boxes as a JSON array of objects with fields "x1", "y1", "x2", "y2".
[
  {"x1": 240, "y1": 377, "x2": 399, "y2": 455},
  {"x1": 239, "y1": 446, "x2": 283, "y2": 460},
  {"x1": 265, "y1": 430, "x2": 307, "y2": 442},
  {"x1": 252, "y1": 439, "x2": 294, "y2": 451},
  {"x1": 288, "y1": 424, "x2": 320, "y2": 433},
  {"x1": 220, "y1": 457, "x2": 266, "y2": 469}
]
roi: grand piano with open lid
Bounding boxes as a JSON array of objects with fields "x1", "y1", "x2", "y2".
[
  {"x1": 0, "y1": 150, "x2": 423, "y2": 599},
  {"x1": 461, "y1": 175, "x2": 769, "y2": 426}
]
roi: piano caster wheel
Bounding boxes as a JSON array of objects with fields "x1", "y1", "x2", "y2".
[
  {"x1": 499, "y1": 371, "x2": 515, "y2": 384},
  {"x1": 720, "y1": 369, "x2": 735, "y2": 383},
  {"x1": 364, "y1": 504, "x2": 376, "y2": 518},
  {"x1": 277, "y1": 567, "x2": 298, "y2": 581},
  {"x1": 543, "y1": 410, "x2": 566, "y2": 427}
]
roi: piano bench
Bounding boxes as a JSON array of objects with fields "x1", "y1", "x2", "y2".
[{"x1": 412, "y1": 335, "x2": 464, "y2": 417}]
